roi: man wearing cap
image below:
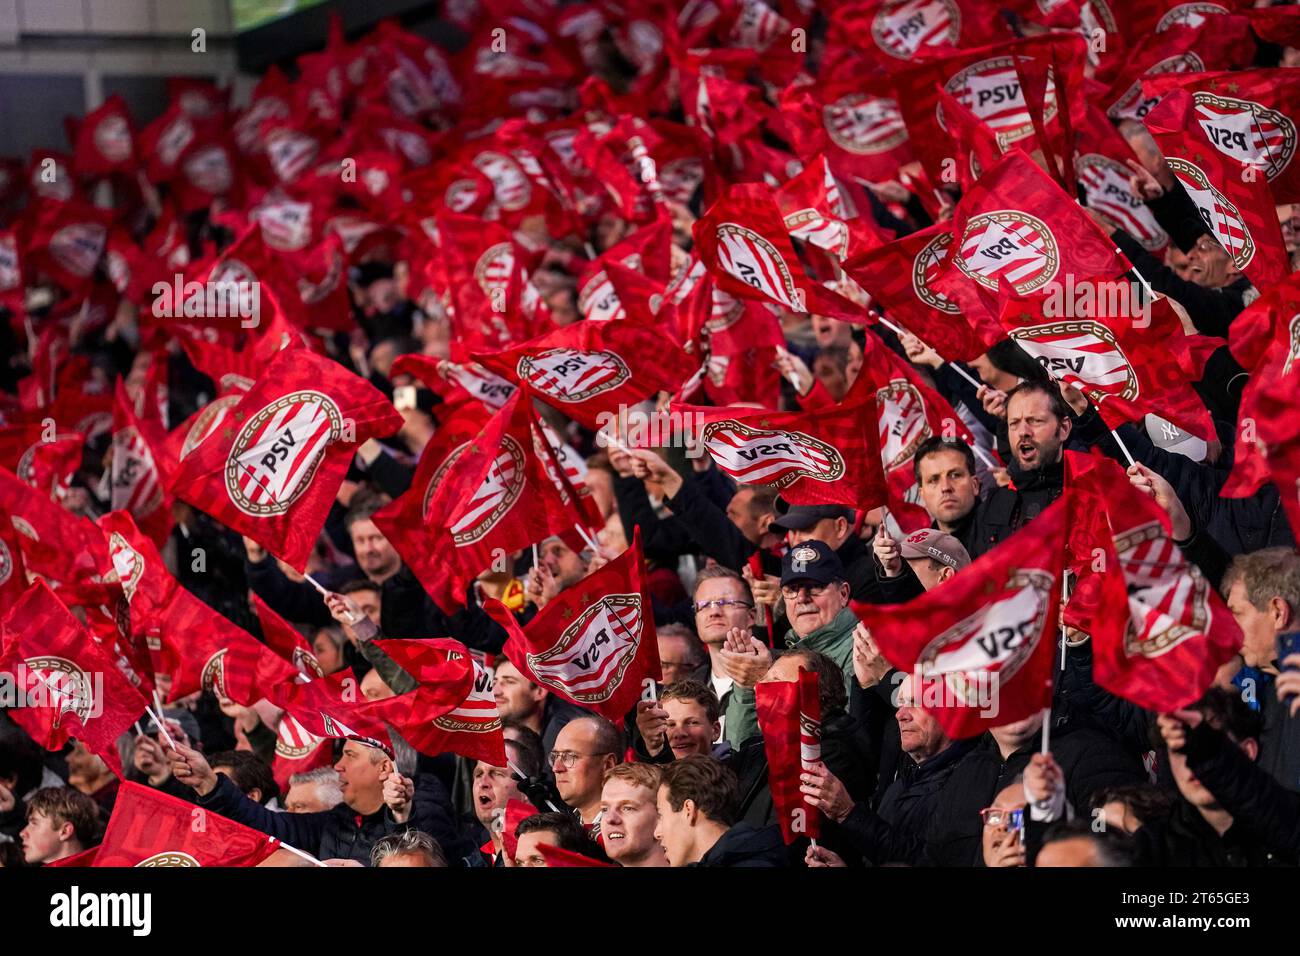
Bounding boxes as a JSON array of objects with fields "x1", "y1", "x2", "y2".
[
  {"x1": 873, "y1": 527, "x2": 972, "y2": 603},
  {"x1": 770, "y1": 501, "x2": 879, "y2": 603},
  {"x1": 719, "y1": 541, "x2": 860, "y2": 745},
  {"x1": 167, "y1": 736, "x2": 464, "y2": 865}
]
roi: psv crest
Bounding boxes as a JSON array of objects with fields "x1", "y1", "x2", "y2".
[
  {"x1": 1106, "y1": 54, "x2": 1204, "y2": 123},
  {"x1": 715, "y1": 223, "x2": 806, "y2": 312},
  {"x1": 1165, "y1": 157, "x2": 1256, "y2": 269},
  {"x1": 50, "y1": 223, "x2": 108, "y2": 279},
  {"x1": 1009, "y1": 320, "x2": 1140, "y2": 401},
  {"x1": 516, "y1": 349, "x2": 630, "y2": 403},
  {"x1": 1116, "y1": 521, "x2": 1210, "y2": 659},
  {"x1": 1283, "y1": 314, "x2": 1300, "y2": 378},
  {"x1": 700, "y1": 420, "x2": 846, "y2": 487},
  {"x1": 422, "y1": 441, "x2": 474, "y2": 518},
  {"x1": 956, "y1": 210, "x2": 1060, "y2": 295},
  {"x1": 872, "y1": 0, "x2": 961, "y2": 60},
  {"x1": 450, "y1": 436, "x2": 526, "y2": 545},
  {"x1": 434, "y1": 657, "x2": 503, "y2": 733},
  {"x1": 183, "y1": 395, "x2": 243, "y2": 459},
  {"x1": 912, "y1": 231, "x2": 961, "y2": 314},
  {"x1": 1157, "y1": 2, "x2": 1230, "y2": 31},
  {"x1": 474, "y1": 242, "x2": 516, "y2": 301},
  {"x1": 0, "y1": 537, "x2": 11, "y2": 587},
  {"x1": 876, "y1": 381, "x2": 931, "y2": 473},
  {"x1": 1193, "y1": 92, "x2": 1297, "y2": 182},
  {"x1": 473, "y1": 151, "x2": 532, "y2": 212},
  {"x1": 107, "y1": 531, "x2": 144, "y2": 602},
  {"x1": 201, "y1": 649, "x2": 228, "y2": 697},
  {"x1": 526, "y1": 594, "x2": 644, "y2": 704},
  {"x1": 942, "y1": 56, "x2": 1058, "y2": 147},
  {"x1": 94, "y1": 114, "x2": 132, "y2": 164},
  {"x1": 136, "y1": 852, "x2": 201, "y2": 867},
  {"x1": 1076, "y1": 154, "x2": 1169, "y2": 251},
  {"x1": 823, "y1": 93, "x2": 908, "y2": 155},
  {"x1": 916, "y1": 570, "x2": 1054, "y2": 706},
  {"x1": 224, "y1": 391, "x2": 345, "y2": 518},
  {"x1": 23, "y1": 655, "x2": 96, "y2": 725}
]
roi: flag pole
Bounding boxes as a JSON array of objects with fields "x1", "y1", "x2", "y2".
[
  {"x1": 1109, "y1": 427, "x2": 1137, "y2": 467},
  {"x1": 145, "y1": 703, "x2": 177, "y2": 750},
  {"x1": 303, "y1": 572, "x2": 330, "y2": 596},
  {"x1": 573, "y1": 523, "x2": 600, "y2": 553},
  {"x1": 531, "y1": 543, "x2": 540, "y2": 569},
  {"x1": 277, "y1": 841, "x2": 329, "y2": 867},
  {"x1": 1040, "y1": 706, "x2": 1051, "y2": 755},
  {"x1": 1060, "y1": 570, "x2": 1071, "y2": 672}
]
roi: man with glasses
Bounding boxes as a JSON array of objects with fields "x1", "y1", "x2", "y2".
[
  {"x1": 981, "y1": 780, "x2": 1029, "y2": 868},
  {"x1": 687, "y1": 566, "x2": 759, "y2": 746},
  {"x1": 549, "y1": 716, "x2": 625, "y2": 836}
]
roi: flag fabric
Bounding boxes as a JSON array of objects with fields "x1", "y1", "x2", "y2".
[
  {"x1": 755, "y1": 666, "x2": 822, "y2": 844},
  {"x1": 94, "y1": 781, "x2": 280, "y2": 867},
  {"x1": 1144, "y1": 88, "x2": 1292, "y2": 291},
  {"x1": 1069, "y1": 453, "x2": 1243, "y2": 711},
  {"x1": 474, "y1": 319, "x2": 696, "y2": 430},
  {"x1": 111, "y1": 380, "x2": 173, "y2": 550},
  {"x1": 251, "y1": 593, "x2": 323, "y2": 680},
  {"x1": 168, "y1": 348, "x2": 403, "y2": 571},
  {"x1": 537, "y1": 843, "x2": 617, "y2": 867},
  {"x1": 673, "y1": 392, "x2": 888, "y2": 510},
  {"x1": 487, "y1": 528, "x2": 661, "y2": 722},
  {"x1": 0, "y1": 580, "x2": 148, "y2": 776},
  {"x1": 855, "y1": 497, "x2": 1069, "y2": 739},
  {"x1": 270, "y1": 712, "x2": 333, "y2": 797}
]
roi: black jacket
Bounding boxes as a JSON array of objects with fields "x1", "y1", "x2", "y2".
[
  {"x1": 694, "y1": 823, "x2": 788, "y2": 867},
  {"x1": 1133, "y1": 798, "x2": 1288, "y2": 866},
  {"x1": 970, "y1": 457, "x2": 1065, "y2": 556},
  {"x1": 1182, "y1": 720, "x2": 1300, "y2": 858},
  {"x1": 196, "y1": 770, "x2": 467, "y2": 865},
  {"x1": 663, "y1": 476, "x2": 757, "y2": 572}
]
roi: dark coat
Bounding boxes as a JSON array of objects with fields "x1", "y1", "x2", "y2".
[
  {"x1": 694, "y1": 823, "x2": 788, "y2": 867},
  {"x1": 969, "y1": 458, "x2": 1065, "y2": 557}
]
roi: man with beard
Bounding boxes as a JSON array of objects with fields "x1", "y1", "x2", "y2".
[
  {"x1": 599, "y1": 763, "x2": 668, "y2": 866},
  {"x1": 972, "y1": 381, "x2": 1071, "y2": 555}
]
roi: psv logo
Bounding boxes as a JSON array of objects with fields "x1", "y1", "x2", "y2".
[
  {"x1": 473, "y1": 151, "x2": 532, "y2": 212},
  {"x1": 700, "y1": 420, "x2": 846, "y2": 487},
  {"x1": 434, "y1": 658, "x2": 503, "y2": 734},
  {"x1": 1106, "y1": 53, "x2": 1204, "y2": 123},
  {"x1": 93, "y1": 114, "x2": 132, "y2": 164},
  {"x1": 956, "y1": 210, "x2": 1060, "y2": 294},
  {"x1": 107, "y1": 531, "x2": 144, "y2": 602},
  {"x1": 911, "y1": 231, "x2": 961, "y2": 314},
  {"x1": 942, "y1": 56, "x2": 1058, "y2": 147},
  {"x1": 784, "y1": 208, "x2": 850, "y2": 259},
  {"x1": 224, "y1": 391, "x2": 345, "y2": 518},
  {"x1": 183, "y1": 145, "x2": 232, "y2": 195},
  {"x1": 916, "y1": 570, "x2": 1054, "y2": 706},
  {"x1": 872, "y1": 0, "x2": 961, "y2": 60},
  {"x1": 297, "y1": 244, "x2": 344, "y2": 306},
  {"x1": 255, "y1": 200, "x2": 312, "y2": 252},
  {"x1": 23, "y1": 655, "x2": 96, "y2": 725},
  {"x1": 1010, "y1": 320, "x2": 1140, "y2": 401},
  {"x1": 1165, "y1": 157, "x2": 1256, "y2": 270},
  {"x1": 526, "y1": 594, "x2": 644, "y2": 704},
  {"x1": 201, "y1": 649, "x2": 228, "y2": 697},
  {"x1": 422, "y1": 441, "x2": 473, "y2": 518},
  {"x1": 1193, "y1": 93, "x2": 1297, "y2": 182},
  {"x1": 715, "y1": 223, "x2": 806, "y2": 312},
  {"x1": 578, "y1": 270, "x2": 624, "y2": 323},
  {"x1": 112, "y1": 427, "x2": 163, "y2": 519},
  {"x1": 450, "y1": 436, "x2": 526, "y2": 545},
  {"x1": 276, "y1": 714, "x2": 320, "y2": 760},
  {"x1": 1075, "y1": 154, "x2": 1169, "y2": 251},
  {"x1": 659, "y1": 157, "x2": 705, "y2": 205},
  {"x1": 707, "y1": 287, "x2": 746, "y2": 333},
  {"x1": 265, "y1": 128, "x2": 319, "y2": 183},
  {"x1": 823, "y1": 93, "x2": 908, "y2": 155},
  {"x1": 1156, "y1": 2, "x2": 1230, "y2": 31},
  {"x1": 50, "y1": 223, "x2": 108, "y2": 279},
  {"x1": 876, "y1": 381, "x2": 931, "y2": 473},
  {"x1": 1115, "y1": 521, "x2": 1210, "y2": 659},
  {"x1": 1283, "y1": 315, "x2": 1300, "y2": 378},
  {"x1": 0, "y1": 537, "x2": 11, "y2": 587},
  {"x1": 475, "y1": 243, "x2": 516, "y2": 300},
  {"x1": 136, "y1": 852, "x2": 200, "y2": 868},
  {"x1": 516, "y1": 349, "x2": 631, "y2": 403}
]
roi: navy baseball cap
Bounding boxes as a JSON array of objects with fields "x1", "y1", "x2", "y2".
[
  {"x1": 780, "y1": 540, "x2": 846, "y2": 587},
  {"x1": 771, "y1": 502, "x2": 856, "y2": 532}
]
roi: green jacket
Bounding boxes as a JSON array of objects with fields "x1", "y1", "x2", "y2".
[{"x1": 730, "y1": 607, "x2": 859, "y2": 745}]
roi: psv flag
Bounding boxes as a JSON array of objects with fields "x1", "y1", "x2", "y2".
[
  {"x1": 1142, "y1": 68, "x2": 1300, "y2": 203},
  {"x1": 755, "y1": 666, "x2": 822, "y2": 844},
  {"x1": 474, "y1": 320, "x2": 696, "y2": 430},
  {"x1": 0, "y1": 581, "x2": 148, "y2": 777},
  {"x1": 487, "y1": 528, "x2": 662, "y2": 722},
  {"x1": 94, "y1": 782, "x2": 279, "y2": 867},
  {"x1": 998, "y1": 291, "x2": 1215, "y2": 440},
  {"x1": 73, "y1": 94, "x2": 137, "y2": 178},
  {"x1": 1144, "y1": 89, "x2": 1291, "y2": 291},
  {"x1": 251, "y1": 592, "x2": 323, "y2": 680},
  {"x1": 855, "y1": 497, "x2": 1069, "y2": 739},
  {"x1": 1069, "y1": 453, "x2": 1242, "y2": 711},
  {"x1": 168, "y1": 349, "x2": 403, "y2": 571},
  {"x1": 842, "y1": 223, "x2": 1004, "y2": 363},
  {"x1": 673, "y1": 393, "x2": 888, "y2": 510},
  {"x1": 111, "y1": 380, "x2": 174, "y2": 549},
  {"x1": 271, "y1": 713, "x2": 332, "y2": 796}
]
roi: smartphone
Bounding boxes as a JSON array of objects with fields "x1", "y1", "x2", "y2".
[
  {"x1": 393, "y1": 385, "x2": 417, "y2": 412},
  {"x1": 1009, "y1": 808, "x2": 1025, "y2": 838},
  {"x1": 1279, "y1": 633, "x2": 1300, "y2": 706}
]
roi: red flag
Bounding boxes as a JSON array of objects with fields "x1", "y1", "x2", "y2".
[
  {"x1": 270, "y1": 713, "x2": 333, "y2": 797},
  {"x1": 488, "y1": 528, "x2": 662, "y2": 722},
  {"x1": 0, "y1": 467, "x2": 105, "y2": 596},
  {"x1": 1074, "y1": 106, "x2": 1170, "y2": 254},
  {"x1": 381, "y1": 392, "x2": 578, "y2": 612},
  {"x1": 24, "y1": 200, "x2": 111, "y2": 296},
  {"x1": 45, "y1": 845, "x2": 99, "y2": 867},
  {"x1": 755, "y1": 666, "x2": 822, "y2": 844},
  {"x1": 94, "y1": 782, "x2": 280, "y2": 867},
  {"x1": 693, "y1": 183, "x2": 866, "y2": 320},
  {"x1": 1144, "y1": 89, "x2": 1291, "y2": 291},
  {"x1": 998, "y1": 292, "x2": 1214, "y2": 441},
  {"x1": 73, "y1": 94, "x2": 137, "y2": 178},
  {"x1": 537, "y1": 843, "x2": 617, "y2": 867},
  {"x1": 1069, "y1": 453, "x2": 1243, "y2": 711},
  {"x1": 168, "y1": 349, "x2": 402, "y2": 571},
  {"x1": 474, "y1": 320, "x2": 696, "y2": 430},
  {"x1": 251, "y1": 593, "x2": 323, "y2": 680},
  {"x1": 842, "y1": 223, "x2": 1004, "y2": 363},
  {"x1": 674, "y1": 392, "x2": 888, "y2": 510},
  {"x1": 111, "y1": 380, "x2": 173, "y2": 549},
  {"x1": 855, "y1": 497, "x2": 1069, "y2": 739},
  {"x1": 1142, "y1": 67, "x2": 1300, "y2": 203},
  {"x1": 0, "y1": 581, "x2": 147, "y2": 776}
]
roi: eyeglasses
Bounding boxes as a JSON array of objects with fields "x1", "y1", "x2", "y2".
[
  {"x1": 548, "y1": 750, "x2": 611, "y2": 768},
  {"x1": 780, "y1": 583, "x2": 831, "y2": 600},
  {"x1": 980, "y1": 807, "x2": 1025, "y2": 830},
  {"x1": 693, "y1": 598, "x2": 754, "y2": 613}
]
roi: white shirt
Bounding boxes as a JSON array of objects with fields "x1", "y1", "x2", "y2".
[{"x1": 710, "y1": 671, "x2": 734, "y2": 743}]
